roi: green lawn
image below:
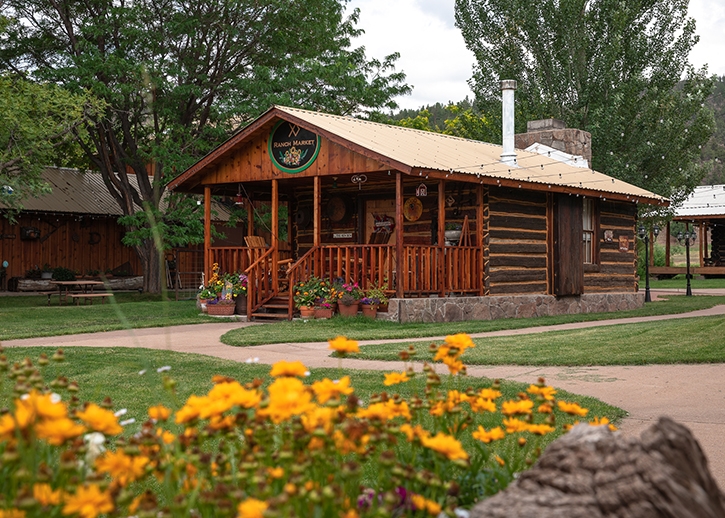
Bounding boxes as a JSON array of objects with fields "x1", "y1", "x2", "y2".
[
  {"x1": 0, "y1": 346, "x2": 626, "y2": 432},
  {"x1": 0, "y1": 293, "x2": 216, "y2": 340},
  {"x1": 648, "y1": 277, "x2": 725, "y2": 289},
  {"x1": 220, "y1": 295, "x2": 725, "y2": 347},
  {"x1": 354, "y1": 314, "x2": 725, "y2": 366}
]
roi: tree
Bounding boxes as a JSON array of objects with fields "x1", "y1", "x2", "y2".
[
  {"x1": 455, "y1": 0, "x2": 715, "y2": 208},
  {"x1": 0, "y1": 0, "x2": 410, "y2": 292},
  {"x1": 0, "y1": 77, "x2": 101, "y2": 215}
]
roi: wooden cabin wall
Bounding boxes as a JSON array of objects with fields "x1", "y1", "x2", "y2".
[
  {"x1": 487, "y1": 187, "x2": 549, "y2": 295},
  {"x1": 0, "y1": 213, "x2": 141, "y2": 280},
  {"x1": 584, "y1": 200, "x2": 637, "y2": 292}
]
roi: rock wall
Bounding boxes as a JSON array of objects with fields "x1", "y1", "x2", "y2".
[{"x1": 379, "y1": 292, "x2": 644, "y2": 323}]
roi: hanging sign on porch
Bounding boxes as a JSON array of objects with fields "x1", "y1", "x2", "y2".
[{"x1": 268, "y1": 121, "x2": 321, "y2": 174}]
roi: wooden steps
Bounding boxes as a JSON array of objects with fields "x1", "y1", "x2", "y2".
[{"x1": 251, "y1": 294, "x2": 292, "y2": 321}]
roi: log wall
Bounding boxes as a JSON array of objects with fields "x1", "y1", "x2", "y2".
[
  {"x1": 0, "y1": 213, "x2": 141, "y2": 281},
  {"x1": 488, "y1": 188, "x2": 549, "y2": 295},
  {"x1": 585, "y1": 200, "x2": 637, "y2": 292}
]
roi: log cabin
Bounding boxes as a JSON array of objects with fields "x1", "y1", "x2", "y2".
[{"x1": 169, "y1": 82, "x2": 668, "y2": 322}]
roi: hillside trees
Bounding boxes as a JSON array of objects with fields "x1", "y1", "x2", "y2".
[
  {"x1": 0, "y1": 0, "x2": 410, "y2": 292},
  {"x1": 455, "y1": 0, "x2": 714, "y2": 207}
]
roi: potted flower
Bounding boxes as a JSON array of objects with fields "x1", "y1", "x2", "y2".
[
  {"x1": 227, "y1": 272, "x2": 248, "y2": 315},
  {"x1": 337, "y1": 281, "x2": 362, "y2": 317},
  {"x1": 444, "y1": 223, "x2": 462, "y2": 245},
  {"x1": 359, "y1": 297, "x2": 378, "y2": 319},
  {"x1": 365, "y1": 283, "x2": 389, "y2": 312},
  {"x1": 207, "y1": 281, "x2": 235, "y2": 316},
  {"x1": 41, "y1": 263, "x2": 53, "y2": 280},
  {"x1": 198, "y1": 287, "x2": 215, "y2": 313},
  {"x1": 313, "y1": 298, "x2": 335, "y2": 319},
  {"x1": 293, "y1": 276, "x2": 321, "y2": 319}
]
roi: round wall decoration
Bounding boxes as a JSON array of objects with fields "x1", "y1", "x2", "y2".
[
  {"x1": 326, "y1": 196, "x2": 348, "y2": 223},
  {"x1": 403, "y1": 197, "x2": 423, "y2": 222},
  {"x1": 295, "y1": 207, "x2": 311, "y2": 228},
  {"x1": 268, "y1": 120, "x2": 321, "y2": 174}
]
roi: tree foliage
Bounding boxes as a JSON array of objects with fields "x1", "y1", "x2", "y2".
[
  {"x1": 0, "y1": 76, "x2": 101, "y2": 213},
  {"x1": 455, "y1": 0, "x2": 715, "y2": 206},
  {"x1": 0, "y1": 0, "x2": 410, "y2": 291},
  {"x1": 700, "y1": 76, "x2": 725, "y2": 185}
]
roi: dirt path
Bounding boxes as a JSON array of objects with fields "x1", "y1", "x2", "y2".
[{"x1": 4, "y1": 304, "x2": 725, "y2": 489}]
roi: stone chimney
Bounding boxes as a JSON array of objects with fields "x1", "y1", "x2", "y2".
[{"x1": 515, "y1": 118, "x2": 592, "y2": 165}]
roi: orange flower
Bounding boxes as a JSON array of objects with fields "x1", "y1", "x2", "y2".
[
  {"x1": 477, "y1": 388, "x2": 502, "y2": 400},
  {"x1": 469, "y1": 397, "x2": 496, "y2": 413},
  {"x1": 269, "y1": 360, "x2": 308, "y2": 378},
  {"x1": 75, "y1": 404, "x2": 122, "y2": 435},
  {"x1": 411, "y1": 494, "x2": 442, "y2": 515},
  {"x1": 237, "y1": 498, "x2": 267, "y2": 518},
  {"x1": 501, "y1": 399, "x2": 534, "y2": 416},
  {"x1": 328, "y1": 336, "x2": 359, "y2": 354},
  {"x1": 148, "y1": 405, "x2": 171, "y2": 421},
  {"x1": 259, "y1": 377, "x2": 314, "y2": 424},
  {"x1": 62, "y1": 484, "x2": 114, "y2": 518},
  {"x1": 502, "y1": 417, "x2": 530, "y2": 433},
  {"x1": 557, "y1": 401, "x2": 589, "y2": 417},
  {"x1": 311, "y1": 376, "x2": 354, "y2": 404},
  {"x1": 33, "y1": 483, "x2": 62, "y2": 506},
  {"x1": 590, "y1": 416, "x2": 617, "y2": 431},
  {"x1": 527, "y1": 423, "x2": 555, "y2": 435},
  {"x1": 35, "y1": 417, "x2": 86, "y2": 445},
  {"x1": 472, "y1": 425, "x2": 506, "y2": 444},
  {"x1": 444, "y1": 333, "x2": 475, "y2": 350},
  {"x1": 383, "y1": 371, "x2": 409, "y2": 386},
  {"x1": 527, "y1": 384, "x2": 557, "y2": 401},
  {"x1": 420, "y1": 432, "x2": 469, "y2": 461},
  {"x1": 96, "y1": 450, "x2": 149, "y2": 486}
]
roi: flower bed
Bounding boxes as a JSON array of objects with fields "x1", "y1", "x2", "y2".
[{"x1": 0, "y1": 335, "x2": 615, "y2": 517}]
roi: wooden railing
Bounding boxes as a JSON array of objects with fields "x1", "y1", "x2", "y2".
[
  {"x1": 243, "y1": 247, "x2": 276, "y2": 317},
  {"x1": 400, "y1": 245, "x2": 482, "y2": 296}
]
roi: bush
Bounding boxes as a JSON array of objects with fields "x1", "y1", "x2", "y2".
[
  {"x1": 0, "y1": 335, "x2": 616, "y2": 517},
  {"x1": 52, "y1": 266, "x2": 76, "y2": 281}
]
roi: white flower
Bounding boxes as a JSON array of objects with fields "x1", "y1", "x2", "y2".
[
  {"x1": 157, "y1": 366, "x2": 171, "y2": 373},
  {"x1": 120, "y1": 418, "x2": 136, "y2": 426},
  {"x1": 138, "y1": 369, "x2": 147, "y2": 376},
  {"x1": 114, "y1": 408, "x2": 127, "y2": 417}
]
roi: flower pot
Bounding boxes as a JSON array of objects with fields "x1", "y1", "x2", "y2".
[
  {"x1": 314, "y1": 307, "x2": 334, "y2": 319},
  {"x1": 41, "y1": 272, "x2": 53, "y2": 280},
  {"x1": 361, "y1": 304, "x2": 377, "y2": 319},
  {"x1": 235, "y1": 295, "x2": 247, "y2": 315},
  {"x1": 207, "y1": 303, "x2": 235, "y2": 316},
  {"x1": 444, "y1": 230, "x2": 461, "y2": 245},
  {"x1": 199, "y1": 298, "x2": 210, "y2": 313},
  {"x1": 378, "y1": 303, "x2": 389, "y2": 313},
  {"x1": 298, "y1": 306, "x2": 315, "y2": 319},
  {"x1": 338, "y1": 302, "x2": 359, "y2": 317}
]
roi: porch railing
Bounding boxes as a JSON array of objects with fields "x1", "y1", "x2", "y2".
[{"x1": 400, "y1": 245, "x2": 482, "y2": 296}]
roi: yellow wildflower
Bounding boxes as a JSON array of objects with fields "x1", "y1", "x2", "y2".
[
  {"x1": 300, "y1": 406, "x2": 336, "y2": 434},
  {"x1": 96, "y1": 450, "x2": 149, "y2": 486},
  {"x1": 156, "y1": 427, "x2": 176, "y2": 444},
  {"x1": 527, "y1": 423, "x2": 556, "y2": 435},
  {"x1": 478, "y1": 388, "x2": 502, "y2": 400},
  {"x1": 311, "y1": 376, "x2": 354, "y2": 404},
  {"x1": 328, "y1": 336, "x2": 360, "y2": 354},
  {"x1": 495, "y1": 455, "x2": 506, "y2": 466},
  {"x1": 269, "y1": 360, "x2": 308, "y2": 378},
  {"x1": 35, "y1": 417, "x2": 86, "y2": 445},
  {"x1": 432, "y1": 345, "x2": 453, "y2": 362},
  {"x1": 357, "y1": 400, "x2": 411, "y2": 421},
  {"x1": 21, "y1": 390, "x2": 68, "y2": 421},
  {"x1": 33, "y1": 483, "x2": 62, "y2": 506},
  {"x1": 62, "y1": 484, "x2": 114, "y2": 518},
  {"x1": 237, "y1": 498, "x2": 267, "y2": 518},
  {"x1": 441, "y1": 355, "x2": 465, "y2": 375},
  {"x1": 472, "y1": 425, "x2": 506, "y2": 444},
  {"x1": 175, "y1": 395, "x2": 208, "y2": 424},
  {"x1": 148, "y1": 405, "x2": 171, "y2": 421},
  {"x1": 501, "y1": 399, "x2": 534, "y2": 416},
  {"x1": 411, "y1": 494, "x2": 442, "y2": 515},
  {"x1": 503, "y1": 417, "x2": 530, "y2": 433},
  {"x1": 527, "y1": 384, "x2": 557, "y2": 401},
  {"x1": 420, "y1": 432, "x2": 469, "y2": 461},
  {"x1": 399, "y1": 423, "x2": 430, "y2": 442},
  {"x1": 267, "y1": 466, "x2": 284, "y2": 479},
  {"x1": 201, "y1": 381, "x2": 261, "y2": 418},
  {"x1": 333, "y1": 429, "x2": 370, "y2": 454},
  {"x1": 469, "y1": 397, "x2": 497, "y2": 413},
  {"x1": 308, "y1": 436, "x2": 325, "y2": 450},
  {"x1": 383, "y1": 371, "x2": 409, "y2": 386},
  {"x1": 444, "y1": 333, "x2": 475, "y2": 350},
  {"x1": 0, "y1": 510, "x2": 25, "y2": 518},
  {"x1": 75, "y1": 404, "x2": 122, "y2": 435},
  {"x1": 590, "y1": 416, "x2": 617, "y2": 431},
  {"x1": 259, "y1": 377, "x2": 314, "y2": 424},
  {"x1": 557, "y1": 401, "x2": 589, "y2": 417},
  {"x1": 537, "y1": 402, "x2": 553, "y2": 413}
]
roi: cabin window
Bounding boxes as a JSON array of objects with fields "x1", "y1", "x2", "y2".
[{"x1": 583, "y1": 198, "x2": 595, "y2": 264}]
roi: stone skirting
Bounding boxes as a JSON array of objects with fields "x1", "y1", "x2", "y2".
[{"x1": 379, "y1": 292, "x2": 644, "y2": 323}]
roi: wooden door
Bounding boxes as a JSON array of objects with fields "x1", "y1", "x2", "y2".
[{"x1": 554, "y1": 194, "x2": 583, "y2": 296}]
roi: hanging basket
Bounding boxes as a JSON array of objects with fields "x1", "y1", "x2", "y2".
[
  {"x1": 207, "y1": 303, "x2": 235, "y2": 316},
  {"x1": 338, "y1": 303, "x2": 359, "y2": 318}
]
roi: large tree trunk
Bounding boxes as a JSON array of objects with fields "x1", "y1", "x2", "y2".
[
  {"x1": 135, "y1": 239, "x2": 162, "y2": 294},
  {"x1": 471, "y1": 417, "x2": 725, "y2": 518}
]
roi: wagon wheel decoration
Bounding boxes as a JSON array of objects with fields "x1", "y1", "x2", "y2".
[{"x1": 404, "y1": 197, "x2": 423, "y2": 222}]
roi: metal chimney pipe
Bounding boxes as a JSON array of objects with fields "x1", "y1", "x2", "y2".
[{"x1": 500, "y1": 79, "x2": 517, "y2": 165}]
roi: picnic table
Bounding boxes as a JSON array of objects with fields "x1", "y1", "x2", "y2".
[{"x1": 46, "y1": 280, "x2": 112, "y2": 305}]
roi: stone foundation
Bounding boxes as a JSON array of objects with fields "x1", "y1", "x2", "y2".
[{"x1": 379, "y1": 292, "x2": 644, "y2": 323}]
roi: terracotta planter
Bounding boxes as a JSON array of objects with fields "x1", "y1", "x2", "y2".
[
  {"x1": 361, "y1": 304, "x2": 378, "y2": 319},
  {"x1": 207, "y1": 303, "x2": 235, "y2": 316},
  {"x1": 199, "y1": 298, "x2": 210, "y2": 313},
  {"x1": 338, "y1": 303, "x2": 359, "y2": 317},
  {"x1": 314, "y1": 307, "x2": 334, "y2": 319},
  {"x1": 378, "y1": 303, "x2": 389, "y2": 313},
  {"x1": 235, "y1": 295, "x2": 247, "y2": 315},
  {"x1": 298, "y1": 306, "x2": 315, "y2": 319}
]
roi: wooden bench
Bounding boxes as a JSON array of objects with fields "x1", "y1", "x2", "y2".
[
  {"x1": 68, "y1": 293, "x2": 114, "y2": 305},
  {"x1": 39, "y1": 291, "x2": 59, "y2": 306}
]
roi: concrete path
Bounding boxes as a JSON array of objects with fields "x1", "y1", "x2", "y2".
[{"x1": 4, "y1": 304, "x2": 725, "y2": 489}]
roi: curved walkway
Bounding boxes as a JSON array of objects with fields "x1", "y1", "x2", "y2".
[{"x1": 4, "y1": 304, "x2": 725, "y2": 489}]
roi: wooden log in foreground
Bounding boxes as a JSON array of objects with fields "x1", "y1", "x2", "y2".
[{"x1": 471, "y1": 417, "x2": 725, "y2": 518}]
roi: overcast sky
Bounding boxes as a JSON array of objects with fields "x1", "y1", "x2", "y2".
[{"x1": 347, "y1": 0, "x2": 725, "y2": 111}]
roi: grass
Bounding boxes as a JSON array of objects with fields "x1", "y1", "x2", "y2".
[
  {"x1": 648, "y1": 277, "x2": 725, "y2": 289},
  {"x1": 220, "y1": 295, "x2": 725, "y2": 347},
  {"x1": 0, "y1": 292, "x2": 217, "y2": 340},
  {"x1": 0, "y1": 346, "x2": 627, "y2": 432},
  {"x1": 354, "y1": 314, "x2": 725, "y2": 366}
]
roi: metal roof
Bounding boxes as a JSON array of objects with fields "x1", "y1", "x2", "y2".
[
  {"x1": 674, "y1": 185, "x2": 725, "y2": 218},
  {"x1": 274, "y1": 106, "x2": 666, "y2": 204},
  {"x1": 1, "y1": 167, "x2": 232, "y2": 219}
]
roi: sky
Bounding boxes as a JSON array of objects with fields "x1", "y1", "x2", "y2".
[{"x1": 347, "y1": 0, "x2": 725, "y2": 111}]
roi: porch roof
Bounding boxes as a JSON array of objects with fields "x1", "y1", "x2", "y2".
[
  {"x1": 673, "y1": 184, "x2": 725, "y2": 221},
  {"x1": 170, "y1": 105, "x2": 667, "y2": 206}
]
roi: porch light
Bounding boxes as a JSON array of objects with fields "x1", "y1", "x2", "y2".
[
  {"x1": 637, "y1": 224, "x2": 658, "y2": 303},
  {"x1": 676, "y1": 228, "x2": 696, "y2": 297},
  {"x1": 234, "y1": 194, "x2": 244, "y2": 206}
]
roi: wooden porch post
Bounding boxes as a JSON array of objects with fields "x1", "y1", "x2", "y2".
[
  {"x1": 438, "y1": 180, "x2": 446, "y2": 297},
  {"x1": 477, "y1": 185, "x2": 484, "y2": 296},
  {"x1": 313, "y1": 176, "x2": 321, "y2": 277},
  {"x1": 699, "y1": 223, "x2": 704, "y2": 267},
  {"x1": 271, "y1": 179, "x2": 279, "y2": 289},
  {"x1": 665, "y1": 221, "x2": 671, "y2": 267},
  {"x1": 247, "y1": 197, "x2": 254, "y2": 238},
  {"x1": 704, "y1": 223, "x2": 709, "y2": 263},
  {"x1": 395, "y1": 172, "x2": 403, "y2": 298},
  {"x1": 204, "y1": 185, "x2": 211, "y2": 283}
]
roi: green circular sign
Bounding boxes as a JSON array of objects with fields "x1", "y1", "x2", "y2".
[{"x1": 268, "y1": 120, "x2": 321, "y2": 174}]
